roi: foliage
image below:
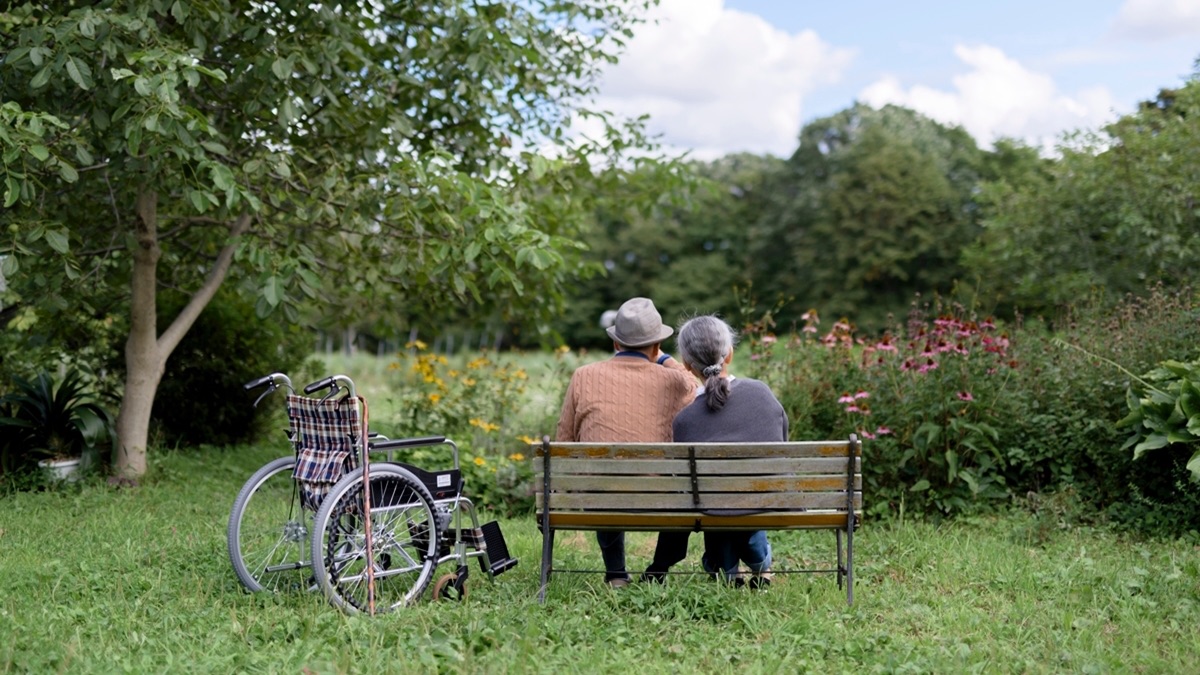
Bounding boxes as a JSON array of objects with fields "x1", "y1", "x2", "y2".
[
  {"x1": 368, "y1": 343, "x2": 589, "y2": 514},
  {"x1": 0, "y1": 368, "x2": 114, "y2": 473},
  {"x1": 0, "y1": 0, "x2": 668, "y2": 475},
  {"x1": 1115, "y1": 358, "x2": 1200, "y2": 482},
  {"x1": 751, "y1": 104, "x2": 989, "y2": 332},
  {"x1": 149, "y1": 290, "x2": 316, "y2": 448},
  {"x1": 965, "y1": 74, "x2": 1200, "y2": 316},
  {"x1": 3, "y1": 443, "x2": 1200, "y2": 673},
  {"x1": 744, "y1": 299, "x2": 1022, "y2": 517}
]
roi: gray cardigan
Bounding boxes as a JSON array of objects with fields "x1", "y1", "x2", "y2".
[{"x1": 672, "y1": 377, "x2": 788, "y2": 443}]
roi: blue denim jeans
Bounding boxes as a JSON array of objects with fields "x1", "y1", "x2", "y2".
[{"x1": 701, "y1": 530, "x2": 771, "y2": 579}]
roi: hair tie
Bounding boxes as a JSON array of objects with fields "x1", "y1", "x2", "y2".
[{"x1": 702, "y1": 364, "x2": 723, "y2": 378}]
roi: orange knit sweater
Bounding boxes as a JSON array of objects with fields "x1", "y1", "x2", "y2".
[{"x1": 555, "y1": 355, "x2": 698, "y2": 443}]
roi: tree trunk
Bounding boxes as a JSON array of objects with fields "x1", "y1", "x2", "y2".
[{"x1": 113, "y1": 190, "x2": 252, "y2": 478}]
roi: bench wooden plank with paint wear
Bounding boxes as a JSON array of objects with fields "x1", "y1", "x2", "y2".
[{"x1": 534, "y1": 435, "x2": 862, "y2": 604}]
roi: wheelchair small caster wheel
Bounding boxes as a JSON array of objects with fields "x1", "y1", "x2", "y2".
[{"x1": 433, "y1": 573, "x2": 467, "y2": 602}]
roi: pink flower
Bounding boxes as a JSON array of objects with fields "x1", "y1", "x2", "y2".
[
  {"x1": 854, "y1": 390, "x2": 870, "y2": 399},
  {"x1": 802, "y1": 325, "x2": 818, "y2": 333},
  {"x1": 859, "y1": 429, "x2": 876, "y2": 440},
  {"x1": 838, "y1": 393, "x2": 856, "y2": 404},
  {"x1": 844, "y1": 405, "x2": 860, "y2": 413},
  {"x1": 956, "y1": 391, "x2": 974, "y2": 402},
  {"x1": 917, "y1": 358, "x2": 939, "y2": 374},
  {"x1": 762, "y1": 335, "x2": 777, "y2": 344},
  {"x1": 981, "y1": 317, "x2": 996, "y2": 330},
  {"x1": 750, "y1": 353, "x2": 763, "y2": 361},
  {"x1": 875, "y1": 426, "x2": 892, "y2": 436},
  {"x1": 900, "y1": 358, "x2": 916, "y2": 372}
]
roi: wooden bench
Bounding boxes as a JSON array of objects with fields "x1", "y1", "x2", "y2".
[{"x1": 533, "y1": 435, "x2": 862, "y2": 604}]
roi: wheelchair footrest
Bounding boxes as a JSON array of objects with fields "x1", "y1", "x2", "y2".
[{"x1": 478, "y1": 520, "x2": 518, "y2": 576}]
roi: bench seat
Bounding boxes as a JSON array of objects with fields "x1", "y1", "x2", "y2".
[{"x1": 533, "y1": 436, "x2": 862, "y2": 603}]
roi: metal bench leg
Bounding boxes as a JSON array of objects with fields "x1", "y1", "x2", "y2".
[
  {"x1": 836, "y1": 528, "x2": 844, "y2": 590},
  {"x1": 846, "y1": 523, "x2": 854, "y2": 606},
  {"x1": 538, "y1": 527, "x2": 555, "y2": 604}
]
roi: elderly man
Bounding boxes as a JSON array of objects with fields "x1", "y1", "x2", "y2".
[{"x1": 555, "y1": 297, "x2": 697, "y2": 587}]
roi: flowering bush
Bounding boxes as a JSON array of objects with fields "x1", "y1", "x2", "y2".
[{"x1": 745, "y1": 301, "x2": 1023, "y2": 517}]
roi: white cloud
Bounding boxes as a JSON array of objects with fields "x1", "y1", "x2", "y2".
[
  {"x1": 859, "y1": 45, "x2": 1119, "y2": 152},
  {"x1": 1111, "y1": 0, "x2": 1200, "y2": 40},
  {"x1": 593, "y1": 0, "x2": 855, "y2": 159}
]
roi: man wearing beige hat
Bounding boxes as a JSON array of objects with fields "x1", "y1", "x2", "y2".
[{"x1": 555, "y1": 297, "x2": 698, "y2": 588}]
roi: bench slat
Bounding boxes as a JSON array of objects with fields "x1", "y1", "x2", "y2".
[
  {"x1": 542, "y1": 510, "x2": 859, "y2": 530},
  {"x1": 535, "y1": 441, "x2": 858, "y2": 460},
  {"x1": 536, "y1": 491, "x2": 861, "y2": 511},
  {"x1": 542, "y1": 474, "x2": 862, "y2": 493},
  {"x1": 534, "y1": 456, "x2": 860, "y2": 476}
]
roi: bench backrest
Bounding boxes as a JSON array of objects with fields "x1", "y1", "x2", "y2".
[{"x1": 533, "y1": 437, "x2": 862, "y2": 531}]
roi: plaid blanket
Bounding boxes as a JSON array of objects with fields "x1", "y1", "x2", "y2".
[{"x1": 286, "y1": 394, "x2": 362, "y2": 510}]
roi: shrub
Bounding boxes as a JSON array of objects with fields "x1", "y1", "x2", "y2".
[
  {"x1": 150, "y1": 291, "x2": 315, "y2": 448},
  {"x1": 0, "y1": 368, "x2": 114, "y2": 477},
  {"x1": 738, "y1": 285, "x2": 1200, "y2": 533},
  {"x1": 745, "y1": 301, "x2": 1023, "y2": 518},
  {"x1": 373, "y1": 343, "x2": 585, "y2": 515}
]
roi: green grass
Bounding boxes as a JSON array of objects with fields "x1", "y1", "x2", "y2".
[{"x1": 3, "y1": 444, "x2": 1199, "y2": 674}]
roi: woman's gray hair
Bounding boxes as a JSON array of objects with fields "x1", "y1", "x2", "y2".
[{"x1": 677, "y1": 315, "x2": 738, "y2": 412}]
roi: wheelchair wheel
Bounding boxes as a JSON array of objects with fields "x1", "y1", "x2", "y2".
[
  {"x1": 227, "y1": 456, "x2": 312, "y2": 593},
  {"x1": 311, "y1": 464, "x2": 439, "y2": 614}
]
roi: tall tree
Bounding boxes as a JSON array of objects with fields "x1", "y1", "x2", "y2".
[
  {"x1": 753, "y1": 103, "x2": 985, "y2": 331},
  {"x1": 0, "y1": 0, "x2": 660, "y2": 477},
  {"x1": 965, "y1": 71, "x2": 1200, "y2": 315}
]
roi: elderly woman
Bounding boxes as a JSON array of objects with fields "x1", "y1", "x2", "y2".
[{"x1": 673, "y1": 315, "x2": 788, "y2": 588}]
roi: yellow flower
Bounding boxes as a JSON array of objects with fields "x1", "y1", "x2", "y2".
[
  {"x1": 473, "y1": 456, "x2": 486, "y2": 466},
  {"x1": 406, "y1": 339, "x2": 428, "y2": 350},
  {"x1": 556, "y1": 345, "x2": 571, "y2": 354},
  {"x1": 463, "y1": 378, "x2": 476, "y2": 387},
  {"x1": 517, "y1": 435, "x2": 539, "y2": 445},
  {"x1": 449, "y1": 369, "x2": 460, "y2": 378},
  {"x1": 437, "y1": 355, "x2": 449, "y2": 365},
  {"x1": 428, "y1": 393, "x2": 441, "y2": 404},
  {"x1": 387, "y1": 361, "x2": 401, "y2": 371},
  {"x1": 514, "y1": 369, "x2": 527, "y2": 380},
  {"x1": 509, "y1": 453, "x2": 526, "y2": 461}
]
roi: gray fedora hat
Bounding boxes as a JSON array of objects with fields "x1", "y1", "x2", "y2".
[{"x1": 606, "y1": 297, "x2": 674, "y2": 348}]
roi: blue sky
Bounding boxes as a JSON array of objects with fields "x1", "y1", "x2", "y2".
[{"x1": 592, "y1": 0, "x2": 1200, "y2": 158}]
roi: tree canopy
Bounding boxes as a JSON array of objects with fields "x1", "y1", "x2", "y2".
[{"x1": 0, "y1": 0, "x2": 663, "y2": 476}]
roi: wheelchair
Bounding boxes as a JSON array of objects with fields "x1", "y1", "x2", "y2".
[{"x1": 230, "y1": 372, "x2": 517, "y2": 614}]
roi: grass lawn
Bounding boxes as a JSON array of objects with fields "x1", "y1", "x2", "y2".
[{"x1": 2, "y1": 444, "x2": 1198, "y2": 674}]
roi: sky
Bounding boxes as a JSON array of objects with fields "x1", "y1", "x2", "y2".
[{"x1": 592, "y1": 0, "x2": 1200, "y2": 159}]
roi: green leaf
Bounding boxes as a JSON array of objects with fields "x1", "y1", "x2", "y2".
[
  {"x1": 30, "y1": 67, "x2": 51, "y2": 89},
  {"x1": 1, "y1": 253, "x2": 18, "y2": 277},
  {"x1": 111, "y1": 67, "x2": 136, "y2": 81},
  {"x1": 210, "y1": 164, "x2": 235, "y2": 191},
  {"x1": 66, "y1": 57, "x2": 93, "y2": 91},
  {"x1": 188, "y1": 189, "x2": 209, "y2": 213},
  {"x1": 271, "y1": 57, "x2": 293, "y2": 81},
  {"x1": 44, "y1": 229, "x2": 69, "y2": 254},
  {"x1": 3, "y1": 177, "x2": 19, "y2": 208},
  {"x1": 29, "y1": 145, "x2": 50, "y2": 162},
  {"x1": 909, "y1": 479, "x2": 931, "y2": 492},
  {"x1": 57, "y1": 163, "x2": 79, "y2": 183},
  {"x1": 1132, "y1": 434, "x2": 1170, "y2": 460},
  {"x1": 262, "y1": 275, "x2": 283, "y2": 307},
  {"x1": 1186, "y1": 450, "x2": 1200, "y2": 483}
]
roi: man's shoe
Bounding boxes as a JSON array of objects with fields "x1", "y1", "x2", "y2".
[
  {"x1": 640, "y1": 571, "x2": 667, "y2": 584},
  {"x1": 606, "y1": 578, "x2": 630, "y2": 589}
]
